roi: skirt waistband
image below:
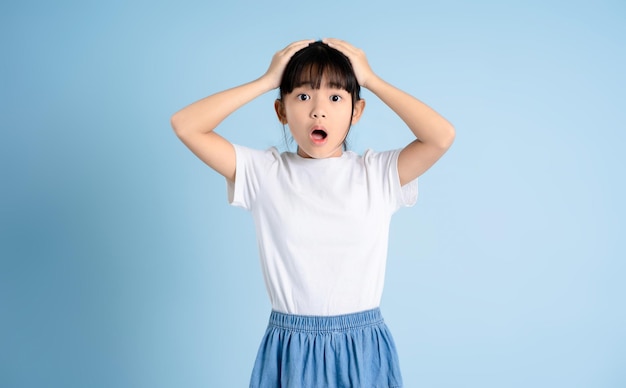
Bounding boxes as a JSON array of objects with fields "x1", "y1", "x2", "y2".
[{"x1": 268, "y1": 308, "x2": 384, "y2": 333}]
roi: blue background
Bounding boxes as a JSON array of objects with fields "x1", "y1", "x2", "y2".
[{"x1": 2, "y1": 0, "x2": 624, "y2": 387}]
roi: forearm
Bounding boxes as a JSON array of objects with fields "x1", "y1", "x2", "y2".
[
  {"x1": 171, "y1": 76, "x2": 275, "y2": 137},
  {"x1": 365, "y1": 75, "x2": 455, "y2": 148}
]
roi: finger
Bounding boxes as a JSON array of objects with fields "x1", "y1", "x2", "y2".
[
  {"x1": 323, "y1": 37, "x2": 344, "y2": 45},
  {"x1": 282, "y1": 39, "x2": 315, "y2": 55},
  {"x1": 323, "y1": 38, "x2": 352, "y2": 49},
  {"x1": 323, "y1": 38, "x2": 359, "y2": 56}
]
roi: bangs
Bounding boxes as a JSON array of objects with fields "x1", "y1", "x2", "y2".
[
  {"x1": 289, "y1": 63, "x2": 353, "y2": 91},
  {"x1": 279, "y1": 42, "x2": 360, "y2": 101}
]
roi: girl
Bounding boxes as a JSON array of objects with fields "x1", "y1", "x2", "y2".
[{"x1": 171, "y1": 39, "x2": 455, "y2": 388}]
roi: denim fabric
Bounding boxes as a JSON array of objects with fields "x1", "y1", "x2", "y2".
[{"x1": 250, "y1": 308, "x2": 403, "y2": 388}]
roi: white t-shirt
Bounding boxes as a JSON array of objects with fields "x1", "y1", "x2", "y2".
[{"x1": 228, "y1": 145, "x2": 418, "y2": 316}]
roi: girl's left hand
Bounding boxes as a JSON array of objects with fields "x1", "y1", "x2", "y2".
[{"x1": 323, "y1": 38, "x2": 376, "y2": 88}]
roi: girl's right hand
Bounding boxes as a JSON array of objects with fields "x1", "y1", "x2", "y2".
[
  {"x1": 172, "y1": 39, "x2": 313, "y2": 182},
  {"x1": 262, "y1": 39, "x2": 315, "y2": 89}
]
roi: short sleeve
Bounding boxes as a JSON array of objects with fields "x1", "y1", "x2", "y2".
[
  {"x1": 363, "y1": 148, "x2": 418, "y2": 210},
  {"x1": 227, "y1": 145, "x2": 279, "y2": 210}
]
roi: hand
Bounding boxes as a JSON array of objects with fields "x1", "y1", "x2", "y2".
[
  {"x1": 262, "y1": 39, "x2": 315, "y2": 89},
  {"x1": 323, "y1": 38, "x2": 376, "y2": 88}
]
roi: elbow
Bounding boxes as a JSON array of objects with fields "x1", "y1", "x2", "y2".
[
  {"x1": 170, "y1": 111, "x2": 187, "y2": 138},
  {"x1": 439, "y1": 122, "x2": 456, "y2": 150},
  {"x1": 447, "y1": 124, "x2": 456, "y2": 148}
]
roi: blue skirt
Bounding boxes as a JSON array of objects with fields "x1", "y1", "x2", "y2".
[{"x1": 250, "y1": 308, "x2": 403, "y2": 388}]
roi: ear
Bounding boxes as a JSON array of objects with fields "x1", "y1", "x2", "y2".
[
  {"x1": 351, "y1": 99, "x2": 366, "y2": 125},
  {"x1": 274, "y1": 99, "x2": 287, "y2": 124}
]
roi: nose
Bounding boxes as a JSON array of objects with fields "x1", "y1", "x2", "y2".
[{"x1": 310, "y1": 100, "x2": 326, "y2": 119}]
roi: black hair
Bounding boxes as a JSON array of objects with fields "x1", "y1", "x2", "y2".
[
  {"x1": 278, "y1": 41, "x2": 361, "y2": 150},
  {"x1": 279, "y1": 41, "x2": 361, "y2": 106}
]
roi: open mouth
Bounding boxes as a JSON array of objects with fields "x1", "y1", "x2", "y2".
[{"x1": 311, "y1": 129, "x2": 328, "y2": 141}]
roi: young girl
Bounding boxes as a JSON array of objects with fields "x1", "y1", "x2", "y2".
[{"x1": 172, "y1": 38, "x2": 454, "y2": 388}]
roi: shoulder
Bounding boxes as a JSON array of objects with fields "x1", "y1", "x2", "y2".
[
  {"x1": 234, "y1": 144, "x2": 280, "y2": 158},
  {"x1": 361, "y1": 148, "x2": 402, "y2": 167},
  {"x1": 339, "y1": 148, "x2": 403, "y2": 180},
  {"x1": 232, "y1": 144, "x2": 286, "y2": 168}
]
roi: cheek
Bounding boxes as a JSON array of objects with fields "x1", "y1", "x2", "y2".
[
  {"x1": 284, "y1": 105, "x2": 305, "y2": 122},
  {"x1": 340, "y1": 107, "x2": 354, "y2": 123}
]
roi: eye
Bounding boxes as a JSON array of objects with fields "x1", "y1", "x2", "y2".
[
  {"x1": 330, "y1": 95, "x2": 342, "y2": 102},
  {"x1": 297, "y1": 94, "x2": 310, "y2": 101}
]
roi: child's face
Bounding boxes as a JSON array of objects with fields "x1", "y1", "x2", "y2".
[{"x1": 276, "y1": 78, "x2": 364, "y2": 159}]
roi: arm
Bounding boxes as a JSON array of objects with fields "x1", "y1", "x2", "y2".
[
  {"x1": 171, "y1": 39, "x2": 314, "y2": 181},
  {"x1": 324, "y1": 39, "x2": 455, "y2": 185}
]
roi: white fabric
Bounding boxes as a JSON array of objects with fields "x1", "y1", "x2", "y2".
[{"x1": 228, "y1": 145, "x2": 418, "y2": 316}]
